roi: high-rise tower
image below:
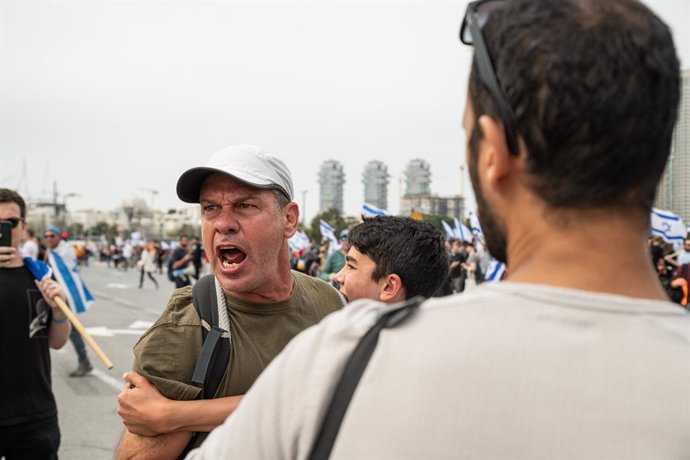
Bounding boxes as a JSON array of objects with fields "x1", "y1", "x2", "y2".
[
  {"x1": 318, "y1": 160, "x2": 346, "y2": 213},
  {"x1": 362, "y1": 160, "x2": 389, "y2": 211},
  {"x1": 656, "y1": 68, "x2": 690, "y2": 224},
  {"x1": 404, "y1": 159, "x2": 431, "y2": 196}
]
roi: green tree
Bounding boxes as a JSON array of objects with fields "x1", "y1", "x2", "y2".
[{"x1": 89, "y1": 221, "x2": 118, "y2": 238}]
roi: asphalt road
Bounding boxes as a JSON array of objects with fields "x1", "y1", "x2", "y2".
[{"x1": 51, "y1": 263, "x2": 176, "y2": 459}]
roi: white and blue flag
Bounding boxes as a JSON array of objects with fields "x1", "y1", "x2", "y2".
[
  {"x1": 484, "y1": 258, "x2": 506, "y2": 282},
  {"x1": 454, "y1": 218, "x2": 472, "y2": 242},
  {"x1": 468, "y1": 211, "x2": 483, "y2": 238},
  {"x1": 361, "y1": 203, "x2": 389, "y2": 219},
  {"x1": 320, "y1": 219, "x2": 340, "y2": 254},
  {"x1": 23, "y1": 257, "x2": 53, "y2": 281},
  {"x1": 651, "y1": 207, "x2": 686, "y2": 249},
  {"x1": 288, "y1": 230, "x2": 310, "y2": 254},
  {"x1": 441, "y1": 220, "x2": 455, "y2": 241},
  {"x1": 48, "y1": 251, "x2": 94, "y2": 314}
]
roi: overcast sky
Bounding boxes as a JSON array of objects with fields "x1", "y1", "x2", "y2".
[{"x1": 1, "y1": 0, "x2": 688, "y2": 223}]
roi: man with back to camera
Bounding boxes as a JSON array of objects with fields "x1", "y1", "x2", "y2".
[
  {"x1": 115, "y1": 144, "x2": 344, "y2": 459},
  {"x1": 334, "y1": 215, "x2": 448, "y2": 303},
  {"x1": 0, "y1": 189, "x2": 71, "y2": 459},
  {"x1": 186, "y1": 1, "x2": 690, "y2": 458}
]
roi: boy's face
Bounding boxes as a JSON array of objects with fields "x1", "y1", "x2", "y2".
[{"x1": 334, "y1": 247, "x2": 384, "y2": 302}]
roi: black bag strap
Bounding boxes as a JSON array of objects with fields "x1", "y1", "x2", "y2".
[
  {"x1": 190, "y1": 274, "x2": 231, "y2": 400},
  {"x1": 308, "y1": 296, "x2": 423, "y2": 460},
  {"x1": 179, "y1": 275, "x2": 233, "y2": 459}
]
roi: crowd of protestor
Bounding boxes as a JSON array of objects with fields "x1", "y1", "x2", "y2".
[
  {"x1": 19, "y1": 222, "x2": 690, "y2": 308},
  {"x1": 651, "y1": 236, "x2": 690, "y2": 308}
]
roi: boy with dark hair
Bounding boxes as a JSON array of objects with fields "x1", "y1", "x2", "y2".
[{"x1": 334, "y1": 216, "x2": 448, "y2": 303}]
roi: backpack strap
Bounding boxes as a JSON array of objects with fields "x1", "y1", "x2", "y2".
[
  {"x1": 308, "y1": 296, "x2": 423, "y2": 460},
  {"x1": 191, "y1": 275, "x2": 232, "y2": 399}
]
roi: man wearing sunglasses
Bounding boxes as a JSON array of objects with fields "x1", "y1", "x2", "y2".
[
  {"x1": 0, "y1": 188, "x2": 71, "y2": 459},
  {"x1": 187, "y1": 1, "x2": 689, "y2": 458}
]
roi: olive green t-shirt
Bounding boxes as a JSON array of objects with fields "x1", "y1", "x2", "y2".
[{"x1": 133, "y1": 271, "x2": 344, "y2": 404}]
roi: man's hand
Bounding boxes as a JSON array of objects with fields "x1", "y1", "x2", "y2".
[
  {"x1": 36, "y1": 276, "x2": 67, "y2": 312},
  {"x1": 0, "y1": 245, "x2": 22, "y2": 268},
  {"x1": 118, "y1": 371, "x2": 172, "y2": 436}
]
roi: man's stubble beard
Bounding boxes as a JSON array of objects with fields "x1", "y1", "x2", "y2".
[{"x1": 468, "y1": 124, "x2": 508, "y2": 265}]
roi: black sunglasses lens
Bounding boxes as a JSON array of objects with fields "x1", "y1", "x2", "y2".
[{"x1": 6, "y1": 218, "x2": 21, "y2": 228}]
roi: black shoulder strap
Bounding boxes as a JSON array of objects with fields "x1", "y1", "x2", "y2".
[
  {"x1": 308, "y1": 296, "x2": 423, "y2": 460},
  {"x1": 191, "y1": 274, "x2": 231, "y2": 400}
]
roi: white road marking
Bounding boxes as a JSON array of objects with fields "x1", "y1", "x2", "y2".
[
  {"x1": 112, "y1": 297, "x2": 135, "y2": 307},
  {"x1": 91, "y1": 368, "x2": 125, "y2": 392},
  {"x1": 128, "y1": 320, "x2": 154, "y2": 329},
  {"x1": 85, "y1": 327, "x2": 148, "y2": 337},
  {"x1": 106, "y1": 283, "x2": 129, "y2": 289}
]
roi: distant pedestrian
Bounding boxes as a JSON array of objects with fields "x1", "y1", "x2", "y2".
[
  {"x1": 191, "y1": 236, "x2": 203, "y2": 280},
  {"x1": 21, "y1": 228, "x2": 39, "y2": 260},
  {"x1": 169, "y1": 235, "x2": 192, "y2": 288},
  {"x1": 138, "y1": 241, "x2": 159, "y2": 289},
  {"x1": 319, "y1": 229, "x2": 350, "y2": 289},
  {"x1": 44, "y1": 225, "x2": 95, "y2": 377}
]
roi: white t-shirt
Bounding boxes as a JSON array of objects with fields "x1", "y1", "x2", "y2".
[
  {"x1": 677, "y1": 249, "x2": 690, "y2": 265},
  {"x1": 188, "y1": 283, "x2": 690, "y2": 460}
]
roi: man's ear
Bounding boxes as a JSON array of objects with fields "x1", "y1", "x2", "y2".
[
  {"x1": 283, "y1": 202, "x2": 300, "y2": 238},
  {"x1": 477, "y1": 115, "x2": 513, "y2": 188},
  {"x1": 379, "y1": 273, "x2": 405, "y2": 303}
]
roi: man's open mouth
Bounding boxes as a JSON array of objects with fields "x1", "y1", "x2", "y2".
[{"x1": 218, "y1": 246, "x2": 247, "y2": 268}]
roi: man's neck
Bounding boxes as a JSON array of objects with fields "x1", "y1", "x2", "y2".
[
  {"x1": 505, "y1": 207, "x2": 667, "y2": 300},
  {"x1": 223, "y1": 264, "x2": 295, "y2": 304}
]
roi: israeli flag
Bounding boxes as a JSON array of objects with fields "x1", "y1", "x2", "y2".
[
  {"x1": 485, "y1": 258, "x2": 506, "y2": 282},
  {"x1": 288, "y1": 230, "x2": 310, "y2": 254},
  {"x1": 48, "y1": 251, "x2": 94, "y2": 314},
  {"x1": 320, "y1": 219, "x2": 340, "y2": 254},
  {"x1": 454, "y1": 218, "x2": 472, "y2": 242},
  {"x1": 440, "y1": 220, "x2": 454, "y2": 240},
  {"x1": 468, "y1": 211, "x2": 483, "y2": 237},
  {"x1": 467, "y1": 211, "x2": 487, "y2": 252},
  {"x1": 651, "y1": 207, "x2": 686, "y2": 249},
  {"x1": 361, "y1": 203, "x2": 388, "y2": 219},
  {"x1": 23, "y1": 257, "x2": 53, "y2": 281}
]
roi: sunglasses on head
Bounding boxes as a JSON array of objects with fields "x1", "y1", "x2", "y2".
[
  {"x1": 460, "y1": 0, "x2": 519, "y2": 155},
  {"x1": 2, "y1": 217, "x2": 24, "y2": 228}
]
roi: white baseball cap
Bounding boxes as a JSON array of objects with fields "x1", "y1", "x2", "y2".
[{"x1": 176, "y1": 144, "x2": 294, "y2": 203}]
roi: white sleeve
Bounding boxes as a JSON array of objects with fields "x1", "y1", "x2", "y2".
[{"x1": 185, "y1": 299, "x2": 387, "y2": 460}]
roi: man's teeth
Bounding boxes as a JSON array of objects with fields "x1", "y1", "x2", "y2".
[{"x1": 222, "y1": 260, "x2": 238, "y2": 268}]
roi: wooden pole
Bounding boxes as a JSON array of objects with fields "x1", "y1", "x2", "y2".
[{"x1": 54, "y1": 296, "x2": 113, "y2": 369}]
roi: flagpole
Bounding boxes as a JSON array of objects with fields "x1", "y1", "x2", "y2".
[{"x1": 53, "y1": 296, "x2": 113, "y2": 369}]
